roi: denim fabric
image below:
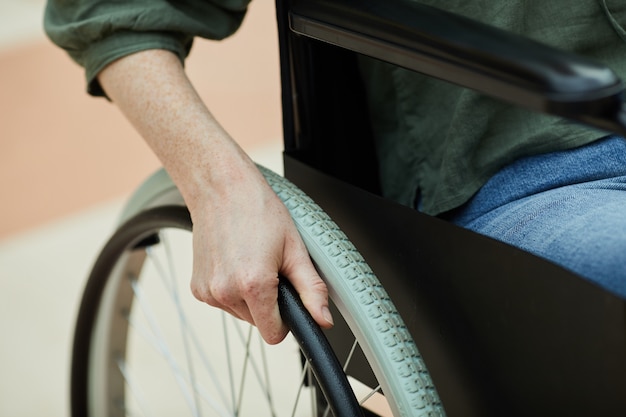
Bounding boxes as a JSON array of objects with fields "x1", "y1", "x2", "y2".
[{"x1": 448, "y1": 135, "x2": 626, "y2": 298}]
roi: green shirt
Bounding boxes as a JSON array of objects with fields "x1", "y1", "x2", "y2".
[
  {"x1": 44, "y1": 0, "x2": 251, "y2": 96},
  {"x1": 44, "y1": 0, "x2": 626, "y2": 215},
  {"x1": 360, "y1": 1, "x2": 626, "y2": 215}
]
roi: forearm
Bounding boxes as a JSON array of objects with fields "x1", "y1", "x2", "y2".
[
  {"x1": 97, "y1": 48, "x2": 331, "y2": 343},
  {"x1": 97, "y1": 49, "x2": 260, "y2": 212}
]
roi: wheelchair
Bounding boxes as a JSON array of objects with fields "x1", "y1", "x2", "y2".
[{"x1": 70, "y1": 1, "x2": 626, "y2": 416}]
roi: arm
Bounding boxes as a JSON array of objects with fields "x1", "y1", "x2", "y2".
[{"x1": 98, "y1": 49, "x2": 333, "y2": 344}]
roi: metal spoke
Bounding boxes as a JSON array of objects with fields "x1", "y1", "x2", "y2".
[
  {"x1": 222, "y1": 313, "x2": 237, "y2": 414},
  {"x1": 128, "y1": 277, "x2": 196, "y2": 409},
  {"x1": 111, "y1": 227, "x2": 374, "y2": 417},
  {"x1": 116, "y1": 355, "x2": 154, "y2": 417},
  {"x1": 320, "y1": 338, "x2": 361, "y2": 417},
  {"x1": 358, "y1": 384, "x2": 383, "y2": 405},
  {"x1": 260, "y1": 335, "x2": 275, "y2": 415},
  {"x1": 146, "y1": 239, "x2": 202, "y2": 417},
  {"x1": 145, "y1": 235, "x2": 231, "y2": 409},
  {"x1": 289, "y1": 361, "x2": 311, "y2": 417},
  {"x1": 235, "y1": 325, "x2": 253, "y2": 415},
  {"x1": 124, "y1": 306, "x2": 231, "y2": 417},
  {"x1": 340, "y1": 339, "x2": 358, "y2": 373},
  {"x1": 229, "y1": 316, "x2": 279, "y2": 415},
  {"x1": 348, "y1": 376, "x2": 393, "y2": 416},
  {"x1": 127, "y1": 276, "x2": 231, "y2": 417}
]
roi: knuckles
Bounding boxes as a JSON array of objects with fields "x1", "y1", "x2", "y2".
[{"x1": 190, "y1": 269, "x2": 277, "y2": 309}]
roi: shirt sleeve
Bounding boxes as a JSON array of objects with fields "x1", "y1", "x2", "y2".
[{"x1": 44, "y1": 0, "x2": 251, "y2": 96}]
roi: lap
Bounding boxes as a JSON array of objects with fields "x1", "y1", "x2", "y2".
[{"x1": 448, "y1": 135, "x2": 626, "y2": 298}]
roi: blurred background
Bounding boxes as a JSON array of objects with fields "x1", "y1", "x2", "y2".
[{"x1": 0, "y1": 1, "x2": 283, "y2": 415}]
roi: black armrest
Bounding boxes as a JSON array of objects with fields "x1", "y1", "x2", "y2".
[{"x1": 290, "y1": 0, "x2": 626, "y2": 135}]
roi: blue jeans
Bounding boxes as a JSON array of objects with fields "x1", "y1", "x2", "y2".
[{"x1": 447, "y1": 135, "x2": 626, "y2": 299}]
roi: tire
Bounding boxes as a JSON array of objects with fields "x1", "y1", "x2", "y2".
[{"x1": 71, "y1": 167, "x2": 444, "y2": 417}]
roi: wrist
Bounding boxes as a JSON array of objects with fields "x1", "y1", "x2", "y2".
[{"x1": 172, "y1": 148, "x2": 266, "y2": 215}]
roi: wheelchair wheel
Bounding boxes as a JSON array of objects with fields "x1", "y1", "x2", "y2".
[{"x1": 71, "y1": 167, "x2": 444, "y2": 417}]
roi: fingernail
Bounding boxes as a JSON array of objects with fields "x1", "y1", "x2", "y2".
[{"x1": 322, "y1": 306, "x2": 334, "y2": 326}]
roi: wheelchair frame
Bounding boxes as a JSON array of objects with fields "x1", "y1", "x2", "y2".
[
  {"x1": 277, "y1": 0, "x2": 626, "y2": 415},
  {"x1": 71, "y1": 1, "x2": 626, "y2": 416}
]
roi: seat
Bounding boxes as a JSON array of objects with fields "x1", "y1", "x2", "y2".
[{"x1": 276, "y1": 0, "x2": 626, "y2": 415}]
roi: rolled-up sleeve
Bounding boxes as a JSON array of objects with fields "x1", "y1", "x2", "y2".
[{"x1": 44, "y1": 0, "x2": 251, "y2": 96}]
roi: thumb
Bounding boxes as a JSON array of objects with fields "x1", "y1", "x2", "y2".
[{"x1": 282, "y1": 253, "x2": 334, "y2": 329}]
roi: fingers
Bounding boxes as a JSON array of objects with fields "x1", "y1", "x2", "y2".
[
  {"x1": 190, "y1": 277, "x2": 250, "y2": 323},
  {"x1": 243, "y1": 276, "x2": 290, "y2": 344},
  {"x1": 280, "y1": 235, "x2": 334, "y2": 330},
  {"x1": 187, "y1": 177, "x2": 332, "y2": 345},
  {"x1": 190, "y1": 248, "x2": 332, "y2": 345},
  {"x1": 191, "y1": 270, "x2": 289, "y2": 344}
]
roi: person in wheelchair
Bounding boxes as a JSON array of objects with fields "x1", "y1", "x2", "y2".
[{"x1": 44, "y1": 0, "x2": 626, "y2": 348}]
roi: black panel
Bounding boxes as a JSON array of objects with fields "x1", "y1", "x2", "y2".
[
  {"x1": 285, "y1": 155, "x2": 626, "y2": 417},
  {"x1": 275, "y1": 0, "x2": 626, "y2": 414}
]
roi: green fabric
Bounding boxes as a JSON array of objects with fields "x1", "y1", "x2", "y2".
[
  {"x1": 360, "y1": 0, "x2": 626, "y2": 215},
  {"x1": 44, "y1": 0, "x2": 626, "y2": 215},
  {"x1": 44, "y1": 0, "x2": 250, "y2": 96}
]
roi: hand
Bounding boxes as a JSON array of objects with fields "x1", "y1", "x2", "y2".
[
  {"x1": 97, "y1": 49, "x2": 331, "y2": 344},
  {"x1": 188, "y1": 164, "x2": 333, "y2": 344}
]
